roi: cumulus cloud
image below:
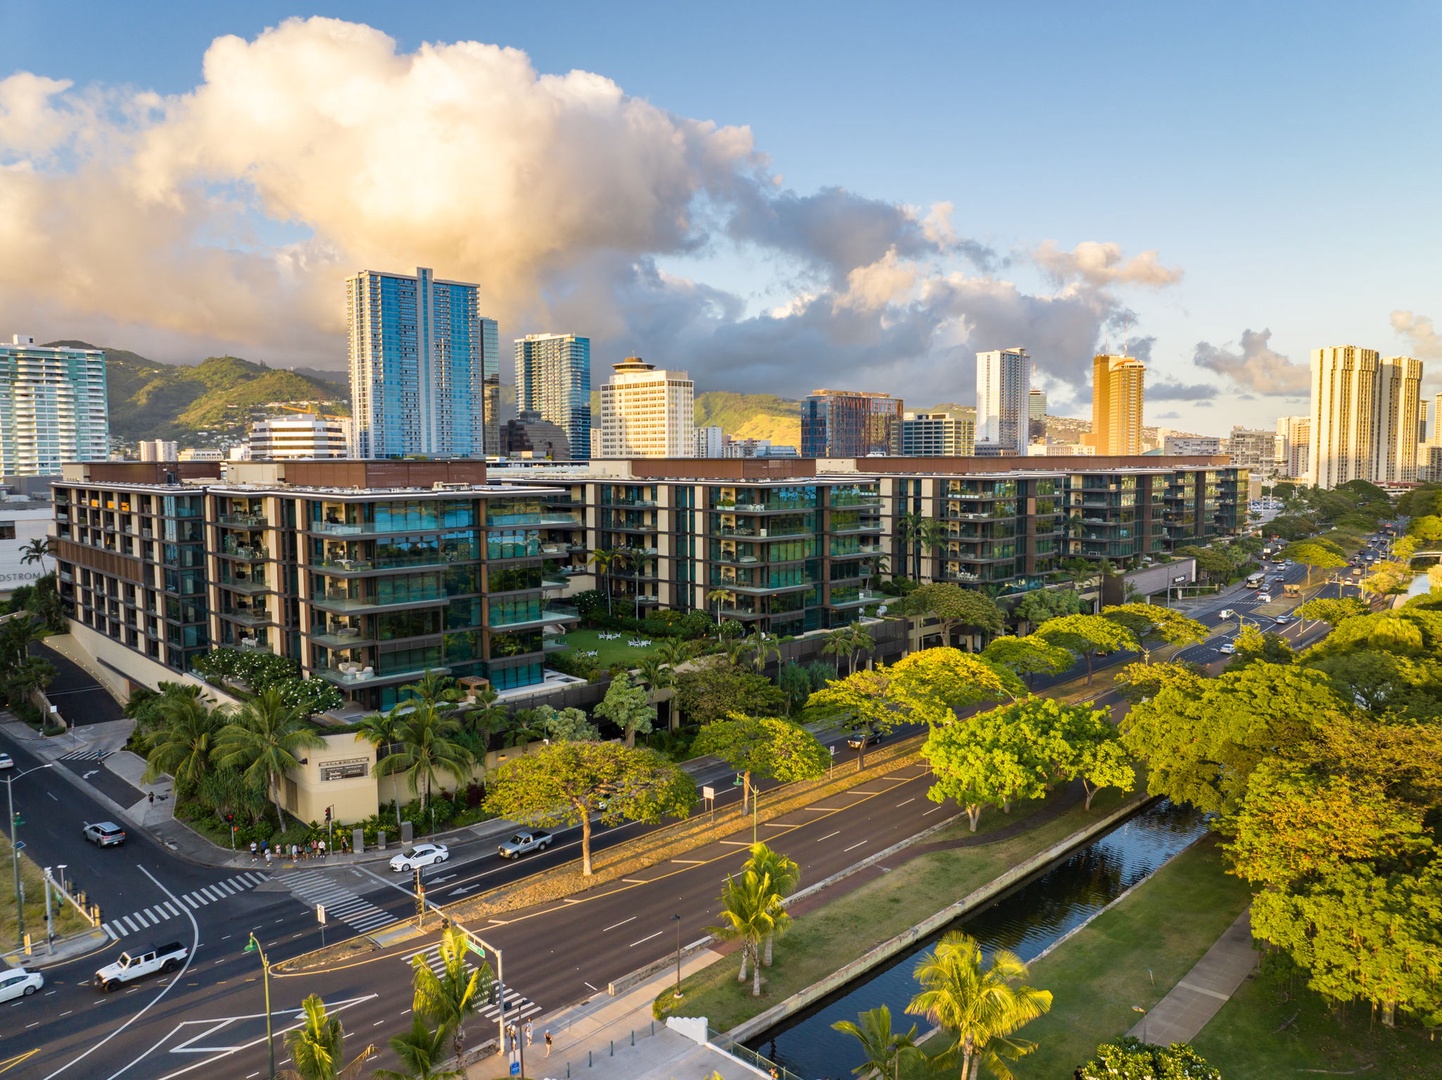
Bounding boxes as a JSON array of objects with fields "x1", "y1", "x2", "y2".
[
  {"x1": 1192, "y1": 328, "x2": 1309, "y2": 394},
  {"x1": 1392, "y1": 310, "x2": 1442, "y2": 360},
  {"x1": 0, "y1": 16, "x2": 1176, "y2": 405},
  {"x1": 1148, "y1": 380, "x2": 1217, "y2": 401},
  {"x1": 1034, "y1": 240, "x2": 1183, "y2": 289}
]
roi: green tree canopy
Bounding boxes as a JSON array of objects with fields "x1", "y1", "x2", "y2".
[
  {"x1": 484, "y1": 741, "x2": 695, "y2": 875},
  {"x1": 1284, "y1": 541, "x2": 1347, "y2": 584},
  {"x1": 215, "y1": 687, "x2": 326, "y2": 828},
  {"x1": 981, "y1": 636, "x2": 1074, "y2": 684},
  {"x1": 1037, "y1": 699, "x2": 1134, "y2": 810},
  {"x1": 1111, "y1": 660, "x2": 1207, "y2": 704},
  {"x1": 922, "y1": 701, "x2": 1053, "y2": 831},
  {"x1": 372, "y1": 701, "x2": 473, "y2": 814},
  {"x1": 1101, "y1": 603, "x2": 1208, "y2": 662},
  {"x1": 888, "y1": 647, "x2": 1018, "y2": 724},
  {"x1": 1011, "y1": 587, "x2": 1084, "y2": 629},
  {"x1": 1077, "y1": 1037, "x2": 1220, "y2": 1080},
  {"x1": 1032, "y1": 613, "x2": 1138, "y2": 684},
  {"x1": 1226, "y1": 625, "x2": 1295, "y2": 669},
  {"x1": 1121, "y1": 664, "x2": 1348, "y2": 816},
  {"x1": 691, "y1": 714, "x2": 829, "y2": 810},
  {"x1": 899, "y1": 583, "x2": 1005, "y2": 648},
  {"x1": 593, "y1": 671, "x2": 656, "y2": 746},
  {"x1": 676, "y1": 659, "x2": 785, "y2": 726},
  {"x1": 1295, "y1": 596, "x2": 1369, "y2": 626}
]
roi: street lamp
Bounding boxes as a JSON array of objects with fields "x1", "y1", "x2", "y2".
[
  {"x1": 244, "y1": 933, "x2": 275, "y2": 1080},
  {"x1": 671, "y1": 914, "x2": 683, "y2": 1000},
  {"x1": 1132, "y1": 1004, "x2": 1148, "y2": 1045},
  {"x1": 5, "y1": 762, "x2": 53, "y2": 946}
]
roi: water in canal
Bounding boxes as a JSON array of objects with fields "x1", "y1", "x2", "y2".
[{"x1": 745, "y1": 799, "x2": 1207, "y2": 1079}]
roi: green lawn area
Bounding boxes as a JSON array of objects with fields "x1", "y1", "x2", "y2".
[
  {"x1": 1003, "y1": 835, "x2": 1252, "y2": 1078},
  {"x1": 1192, "y1": 955, "x2": 1442, "y2": 1078},
  {"x1": 552, "y1": 627, "x2": 667, "y2": 669},
  {"x1": 655, "y1": 785, "x2": 1139, "y2": 1034}
]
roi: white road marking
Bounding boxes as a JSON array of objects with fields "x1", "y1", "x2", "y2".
[
  {"x1": 896, "y1": 798, "x2": 914, "y2": 807},
  {"x1": 843, "y1": 841, "x2": 867, "y2": 852},
  {"x1": 817, "y1": 831, "x2": 840, "y2": 842},
  {"x1": 602, "y1": 916, "x2": 636, "y2": 932},
  {"x1": 629, "y1": 931, "x2": 663, "y2": 947},
  {"x1": 922, "y1": 805, "x2": 945, "y2": 816}
]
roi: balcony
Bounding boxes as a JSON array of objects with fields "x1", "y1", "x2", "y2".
[
  {"x1": 830, "y1": 588, "x2": 881, "y2": 608},
  {"x1": 489, "y1": 605, "x2": 579, "y2": 630},
  {"x1": 218, "y1": 546, "x2": 269, "y2": 562},
  {"x1": 317, "y1": 664, "x2": 452, "y2": 688},
  {"x1": 218, "y1": 513, "x2": 267, "y2": 527},
  {"x1": 308, "y1": 627, "x2": 375, "y2": 650},
  {"x1": 220, "y1": 607, "x2": 274, "y2": 627},
  {"x1": 312, "y1": 593, "x2": 448, "y2": 615},
  {"x1": 220, "y1": 578, "x2": 272, "y2": 595},
  {"x1": 485, "y1": 512, "x2": 582, "y2": 528}
]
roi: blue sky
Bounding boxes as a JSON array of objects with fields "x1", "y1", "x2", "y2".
[{"x1": 2, "y1": 1, "x2": 1438, "y2": 434}]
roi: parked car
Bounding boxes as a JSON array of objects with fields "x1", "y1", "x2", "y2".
[
  {"x1": 389, "y1": 843, "x2": 449, "y2": 872},
  {"x1": 83, "y1": 821, "x2": 127, "y2": 847},
  {"x1": 0, "y1": 967, "x2": 42, "y2": 1003},
  {"x1": 0, "y1": 752, "x2": 13, "y2": 770}
]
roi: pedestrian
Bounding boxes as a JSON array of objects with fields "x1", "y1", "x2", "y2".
[
  {"x1": 318, "y1": 839, "x2": 326, "y2": 858},
  {"x1": 264, "y1": 847, "x2": 272, "y2": 866},
  {"x1": 544, "y1": 1031, "x2": 553, "y2": 1056},
  {"x1": 290, "y1": 842, "x2": 299, "y2": 861},
  {"x1": 507, "y1": 1023, "x2": 518, "y2": 1052},
  {"x1": 249, "y1": 840, "x2": 257, "y2": 860},
  {"x1": 524, "y1": 1020, "x2": 533, "y2": 1046},
  {"x1": 148, "y1": 790, "x2": 155, "y2": 805},
  {"x1": 341, "y1": 838, "x2": 349, "y2": 855}
]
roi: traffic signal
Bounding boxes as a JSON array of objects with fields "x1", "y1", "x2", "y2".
[
  {"x1": 324, "y1": 807, "x2": 331, "y2": 825},
  {"x1": 225, "y1": 813, "x2": 234, "y2": 824},
  {"x1": 12, "y1": 812, "x2": 22, "y2": 826}
]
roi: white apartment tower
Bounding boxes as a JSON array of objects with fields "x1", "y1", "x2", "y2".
[
  {"x1": 249, "y1": 415, "x2": 352, "y2": 459},
  {"x1": 0, "y1": 335, "x2": 109, "y2": 476},
  {"x1": 1308, "y1": 346, "x2": 1423, "y2": 487},
  {"x1": 1276, "y1": 415, "x2": 1311, "y2": 479},
  {"x1": 599, "y1": 357, "x2": 695, "y2": 458},
  {"x1": 975, "y1": 348, "x2": 1030, "y2": 455}
]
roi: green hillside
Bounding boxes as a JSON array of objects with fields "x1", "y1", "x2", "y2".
[
  {"x1": 695, "y1": 391, "x2": 802, "y2": 447},
  {"x1": 47, "y1": 342, "x2": 349, "y2": 445}
]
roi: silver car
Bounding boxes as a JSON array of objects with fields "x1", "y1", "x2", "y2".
[{"x1": 389, "y1": 842, "x2": 449, "y2": 872}]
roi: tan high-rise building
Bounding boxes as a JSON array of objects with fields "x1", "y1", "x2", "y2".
[
  {"x1": 598, "y1": 356, "x2": 695, "y2": 458},
  {"x1": 1090, "y1": 354, "x2": 1146, "y2": 456},
  {"x1": 1308, "y1": 346, "x2": 1423, "y2": 487},
  {"x1": 1276, "y1": 415, "x2": 1311, "y2": 479}
]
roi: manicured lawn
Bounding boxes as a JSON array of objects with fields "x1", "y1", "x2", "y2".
[
  {"x1": 552, "y1": 627, "x2": 668, "y2": 669},
  {"x1": 1003, "y1": 835, "x2": 1252, "y2": 1078},
  {"x1": 654, "y1": 785, "x2": 1138, "y2": 1034},
  {"x1": 1193, "y1": 956, "x2": 1442, "y2": 1078},
  {"x1": 1, "y1": 833, "x2": 91, "y2": 949}
]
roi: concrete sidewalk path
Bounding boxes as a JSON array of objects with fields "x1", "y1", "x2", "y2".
[
  {"x1": 1129, "y1": 908, "x2": 1256, "y2": 1046},
  {"x1": 465, "y1": 950, "x2": 769, "y2": 1080}
]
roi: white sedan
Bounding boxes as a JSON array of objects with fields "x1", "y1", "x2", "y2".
[
  {"x1": 390, "y1": 843, "x2": 449, "y2": 872},
  {"x1": 0, "y1": 752, "x2": 13, "y2": 770},
  {"x1": 1218, "y1": 642, "x2": 1236, "y2": 655},
  {"x1": 0, "y1": 967, "x2": 43, "y2": 1003}
]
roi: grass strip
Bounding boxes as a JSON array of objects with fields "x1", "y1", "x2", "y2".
[
  {"x1": 1192, "y1": 951, "x2": 1441, "y2": 1078},
  {"x1": 0, "y1": 833, "x2": 91, "y2": 951},
  {"x1": 653, "y1": 784, "x2": 1138, "y2": 1034}
]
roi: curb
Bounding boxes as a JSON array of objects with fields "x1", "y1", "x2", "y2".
[
  {"x1": 722, "y1": 793, "x2": 1155, "y2": 1045},
  {"x1": 3, "y1": 927, "x2": 112, "y2": 970}
]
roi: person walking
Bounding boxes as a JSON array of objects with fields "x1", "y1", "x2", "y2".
[
  {"x1": 249, "y1": 840, "x2": 258, "y2": 860},
  {"x1": 264, "y1": 847, "x2": 272, "y2": 866},
  {"x1": 523, "y1": 1020, "x2": 533, "y2": 1047},
  {"x1": 318, "y1": 839, "x2": 326, "y2": 859},
  {"x1": 148, "y1": 790, "x2": 155, "y2": 806},
  {"x1": 544, "y1": 1031, "x2": 553, "y2": 1056}
]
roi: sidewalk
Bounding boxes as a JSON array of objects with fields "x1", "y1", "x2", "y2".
[
  {"x1": 465, "y1": 951, "x2": 768, "y2": 1080},
  {"x1": 1127, "y1": 908, "x2": 1256, "y2": 1046}
]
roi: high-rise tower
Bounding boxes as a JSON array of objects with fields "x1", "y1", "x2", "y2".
[
  {"x1": 515, "y1": 334, "x2": 592, "y2": 461},
  {"x1": 598, "y1": 356, "x2": 694, "y2": 458},
  {"x1": 975, "y1": 348, "x2": 1030, "y2": 455},
  {"x1": 346, "y1": 268, "x2": 490, "y2": 459},
  {"x1": 0, "y1": 335, "x2": 109, "y2": 475},
  {"x1": 1308, "y1": 346, "x2": 1423, "y2": 487},
  {"x1": 1091, "y1": 354, "x2": 1146, "y2": 456}
]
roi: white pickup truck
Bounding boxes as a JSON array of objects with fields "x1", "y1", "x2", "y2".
[
  {"x1": 497, "y1": 830, "x2": 553, "y2": 859},
  {"x1": 94, "y1": 942, "x2": 187, "y2": 992}
]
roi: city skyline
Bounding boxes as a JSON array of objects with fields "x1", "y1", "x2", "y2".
[{"x1": 1, "y1": 4, "x2": 1438, "y2": 435}]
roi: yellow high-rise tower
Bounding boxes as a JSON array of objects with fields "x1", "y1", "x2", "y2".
[{"x1": 1091, "y1": 354, "x2": 1146, "y2": 456}]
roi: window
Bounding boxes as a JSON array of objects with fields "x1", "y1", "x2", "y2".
[{"x1": 0, "y1": 522, "x2": 14, "y2": 540}]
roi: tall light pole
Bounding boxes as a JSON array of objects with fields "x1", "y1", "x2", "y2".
[
  {"x1": 5, "y1": 763, "x2": 53, "y2": 946},
  {"x1": 244, "y1": 933, "x2": 275, "y2": 1080},
  {"x1": 1132, "y1": 1004, "x2": 1148, "y2": 1045},
  {"x1": 671, "y1": 914, "x2": 683, "y2": 999}
]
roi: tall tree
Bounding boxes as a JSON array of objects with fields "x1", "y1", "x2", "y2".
[
  {"x1": 1036, "y1": 699, "x2": 1134, "y2": 809},
  {"x1": 277, "y1": 994, "x2": 377, "y2": 1080},
  {"x1": 1284, "y1": 540, "x2": 1347, "y2": 585},
  {"x1": 484, "y1": 741, "x2": 695, "y2": 875},
  {"x1": 708, "y1": 869, "x2": 785, "y2": 996},
  {"x1": 410, "y1": 925, "x2": 493, "y2": 1061},
  {"x1": 374, "y1": 701, "x2": 473, "y2": 815},
  {"x1": 831, "y1": 1005, "x2": 924, "y2": 1080},
  {"x1": 906, "y1": 931, "x2": 1053, "y2": 1080},
  {"x1": 588, "y1": 547, "x2": 627, "y2": 617},
  {"x1": 922, "y1": 702, "x2": 1053, "y2": 830},
  {"x1": 900, "y1": 583, "x2": 1004, "y2": 650},
  {"x1": 980, "y1": 636, "x2": 1073, "y2": 686},
  {"x1": 743, "y1": 628, "x2": 783, "y2": 674},
  {"x1": 806, "y1": 667, "x2": 896, "y2": 769},
  {"x1": 676, "y1": 658, "x2": 785, "y2": 726},
  {"x1": 1011, "y1": 588, "x2": 1083, "y2": 630},
  {"x1": 744, "y1": 842, "x2": 800, "y2": 965},
  {"x1": 215, "y1": 687, "x2": 326, "y2": 828},
  {"x1": 691, "y1": 714, "x2": 830, "y2": 812},
  {"x1": 19, "y1": 536, "x2": 53, "y2": 576},
  {"x1": 461, "y1": 683, "x2": 509, "y2": 756},
  {"x1": 822, "y1": 627, "x2": 853, "y2": 676},
  {"x1": 897, "y1": 511, "x2": 949, "y2": 581},
  {"x1": 1032, "y1": 613, "x2": 1137, "y2": 685},
  {"x1": 887, "y1": 647, "x2": 1019, "y2": 723},
  {"x1": 705, "y1": 587, "x2": 738, "y2": 628},
  {"x1": 400, "y1": 669, "x2": 463, "y2": 708},
  {"x1": 354, "y1": 708, "x2": 406, "y2": 825},
  {"x1": 141, "y1": 693, "x2": 225, "y2": 796},
  {"x1": 1100, "y1": 603, "x2": 1207, "y2": 664},
  {"x1": 593, "y1": 671, "x2": 656, "y2": 746},
  {"x1": 373, "y1": 1018, "x2": 465, "y2": 1080}
]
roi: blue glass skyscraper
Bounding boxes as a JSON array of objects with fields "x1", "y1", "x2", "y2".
[
  {"x1": 514, "y1": 333, "x2": 592, "y2": 461},
  {"x1": 347, "y1": 267, "x2": 497, "y2": 458}
]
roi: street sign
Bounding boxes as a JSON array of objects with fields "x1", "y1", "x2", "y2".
[
  {"x1": 13, "y1": 841, "x2": 24, "y2": 852},
  {"x1": 701, "y1": 786, "x2": 715, "y2": 801},
  {"x1": 466, "y1": 938, "x2": 486, "y2": 959},
  {"x1": 317, "y1": 904, "x2": 326, "y2": 924},
  {"x1": 509, "y1": 1063, "x2": 520, "y2": 1076}
]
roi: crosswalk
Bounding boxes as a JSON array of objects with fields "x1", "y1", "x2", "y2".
[
  {"x1": 57, "y1": 748, "x2": 106, "y2": 761},
  {"x1": 102, "y1": 871, "x2": 268, "y2": 938},
  {"x1": 281, "y1": 868, "x2": 396, "y2": 935},
  {"x1": 399, "y1": 943, "x2": 541, "y2": 1026}
]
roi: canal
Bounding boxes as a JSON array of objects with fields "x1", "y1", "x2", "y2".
[{"x1": 744, "y1": 799, "x2": 1207, "y2": 1079}]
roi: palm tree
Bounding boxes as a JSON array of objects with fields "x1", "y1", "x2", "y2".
[
  {"x1": 708, "y1": 870, "x2": 785, "y2": 997},
  {"x1": 401, "y1": 670, "x2": 462, "y2": 708},
  {"x1": 822, "y1": 628, "x2": 851, "y2": 676},
  {"x1": 744, "y1": 843, "x2": 800, "y2": 966},
  {"x1": 906, "y1": 931, "x2": 1053, "y2": 1080},
  {"x1": 374, "y1": 701, "x2": 472, "y2": 816},
  {"x1": 19, "y1": 536, "x2": 53, "y2": 576},
  {"x1": 277, "y1": 994, "x2": 377, "y2": 1080},
  {"x1": 504, "y1": 706, "x2": 550, "y2": 751},
  {"x1": 706, "y1": 587, "x2": 738, "y2": 628},
  {"x1": 745, "y1": 629, "x2": 782, "y2": 674},
  {"x1": 626, "y1": 546, "x2": 653, "y2": 619},
  {"x1": 410, "y1": 925, "x2": 493, "y2": 1061},
  {"x1": 462, "y1": 683, "x2": 509, "y2": 756},
  {"x1": 373, "y1": 1018, "x2": 465, "y2": 1080},
  {"x1": 0, "y1": 613, "x2": 45, "y2": 666},
  {"x1": 142, "y1": 693, "x2": 224, "y2": 796},
  {"x1": 355, "y1": 708, "x2": 407, "y2": 826},
  {"x1": 844, "y1": 625, "x2": 876, "y2": 676},
  {"x1": 588, "y1": 547, "x2": 627, "y2": 617},
  {"x1": 898, "y1": 512, "x2": 947, "y2": 582},
  {"x1": 635, "y1": 655, "x2": 676, "y2": 732},
  {"x1": 215, "y1": 687, "x2": 326, "y2": 829},
  {"x1": 832, "y1": 1005, "x2": 923, "y2": 1080}
]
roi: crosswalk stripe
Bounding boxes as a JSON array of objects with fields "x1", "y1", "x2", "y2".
[
  {"x1": 182, "y1": 895, "x2": 199, "y2": 908},
  {"x1": 216, "y1": 881, "x2": 236, "y2": 896},
  {"x1": 120, "y1": 916, "x2": 139, "y2": 933},
  {"x1": 102, "y1": 922, "x2": 114, "y2": 936},
  {"x1": 163, "y1": 901, "x2": 182, "y2": 917}
]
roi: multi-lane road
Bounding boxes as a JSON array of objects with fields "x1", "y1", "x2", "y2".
[{"x1": 1, "y1": 556, "x2": 1377, "y2": 1079}]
